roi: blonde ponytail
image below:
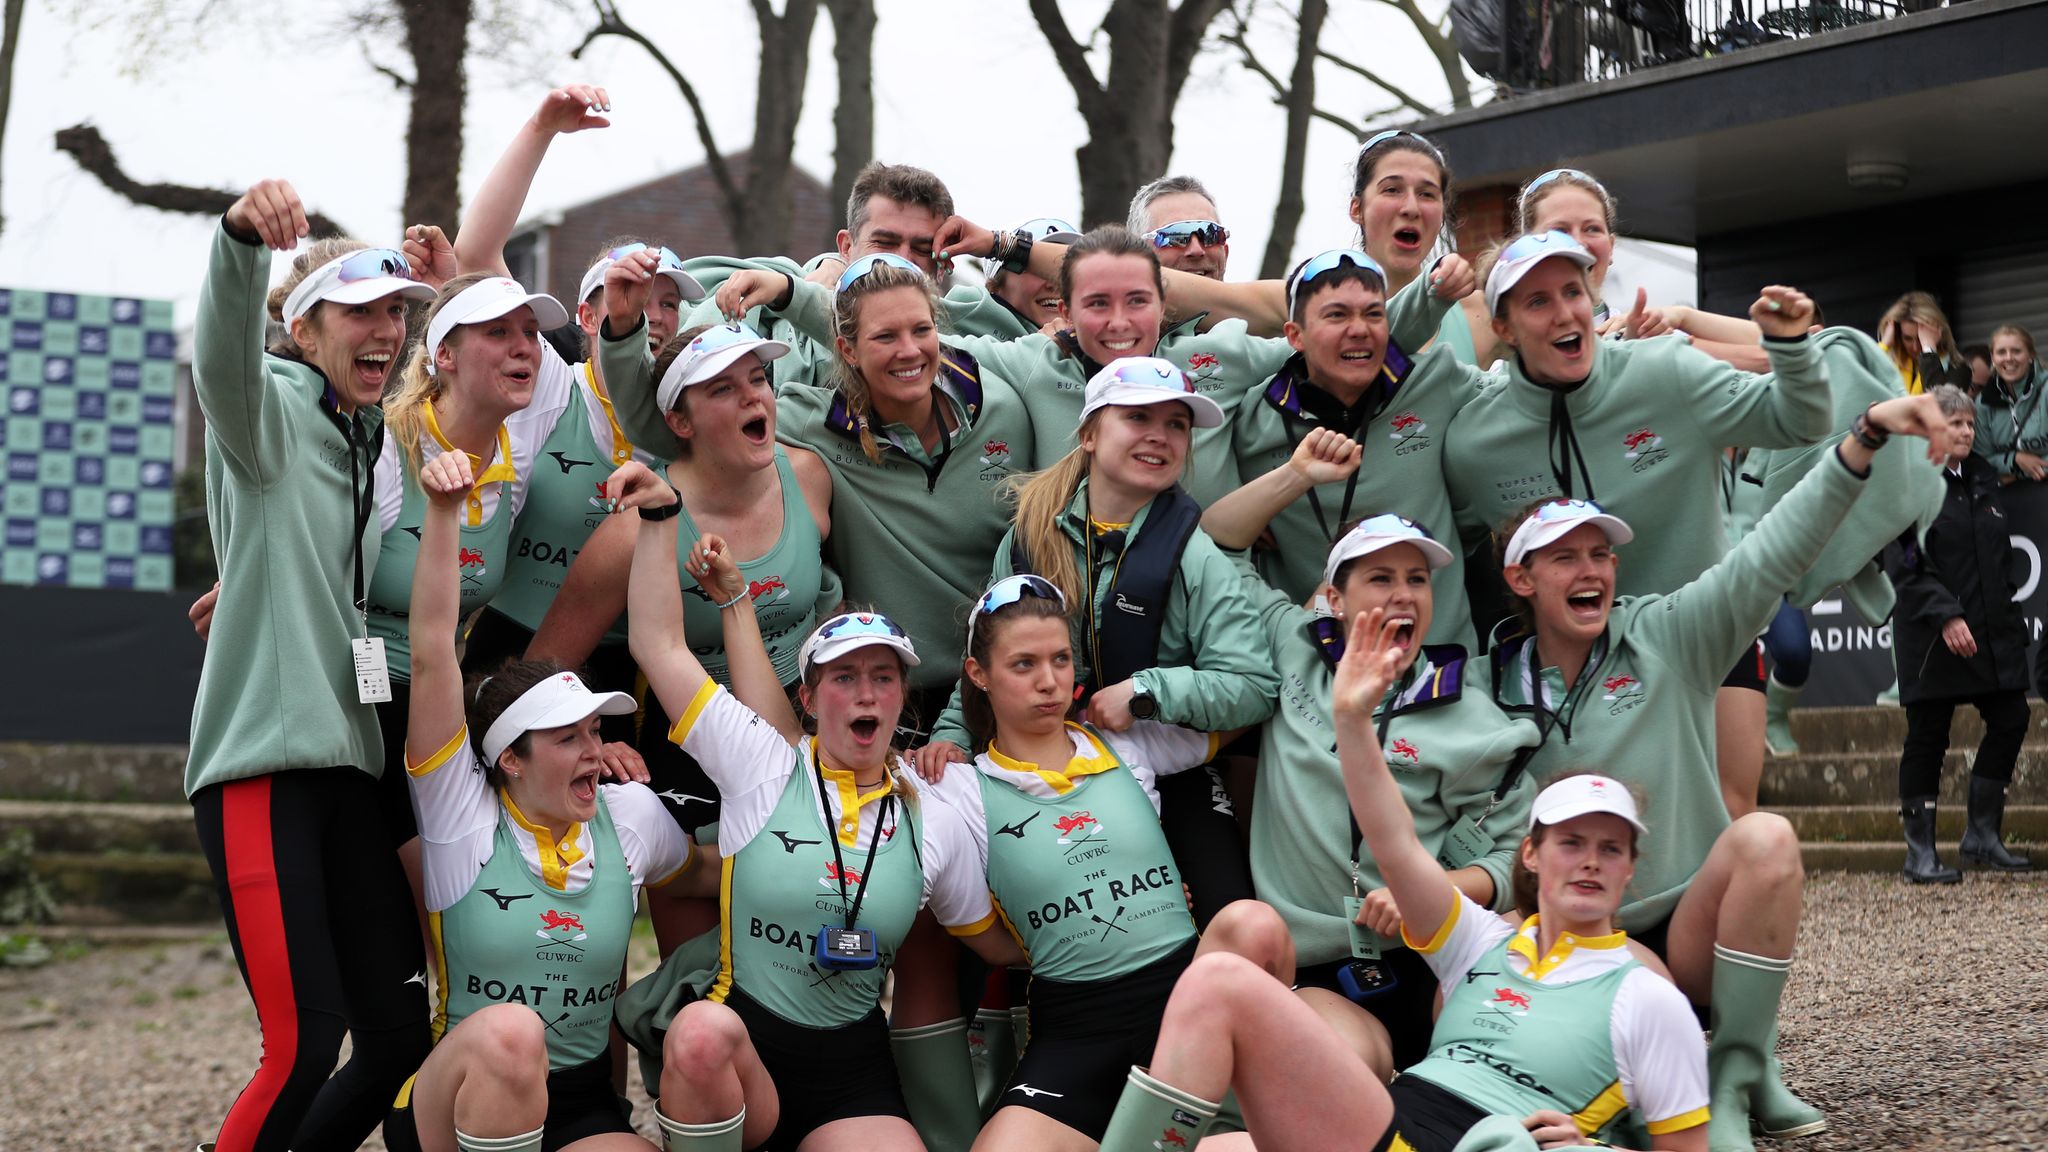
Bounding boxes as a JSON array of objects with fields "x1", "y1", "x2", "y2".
[
  {"x1": 1004, "y1": 427, "x2": 1096, "y2": 609},
  {"x1": 383, "y1": 271, "x2": 497, "y2": 477}
]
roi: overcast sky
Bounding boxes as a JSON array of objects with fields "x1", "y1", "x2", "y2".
[{"x1": 0, "y1": 0, "x2": 1693, "y2": 322}]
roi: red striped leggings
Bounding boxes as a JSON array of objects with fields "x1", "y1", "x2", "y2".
[{"x1": 192, "y1": 767, "x2": 430, "y2": 1152}]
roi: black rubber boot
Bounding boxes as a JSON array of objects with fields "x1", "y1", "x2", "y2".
[
  {"x1": 1959, "y1": 776, "x2": 2033, "y2": 871},
  {"x1": 1901, "y1": 797, "x2": 1961, "y2": 884}
]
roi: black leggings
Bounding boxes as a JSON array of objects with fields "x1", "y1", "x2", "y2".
[
  {"x1": 1899, "y1": 690, "x2": 2029, "y2": 800},
  {"x1": 1156, "y1": 764, "x2": 1254, "y2": 928},
  {"x1": 192, "y1": 767, "x2": 430, "y2": 1152}
]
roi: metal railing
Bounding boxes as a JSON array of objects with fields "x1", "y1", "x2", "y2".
[{"x1": 1450, "y1": 0, "x2": 1916, "y2": 92}]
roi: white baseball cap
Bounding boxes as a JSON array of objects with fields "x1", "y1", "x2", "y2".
[
  {"x1": 425, "y1": 278, "x2": 571, "y2": 377},
  {"x1": 578, "y1": 243, "x2": 708, "y2": 306},
  {"x1": 1321, "y1": 513, "x2": 1454, "y2": 588},
  {"x1": 282, "y1": 248, "x2": 435, "y2": 325},
  {"x1": 1530, "y1": 773, "x2": 1649, "y2": 837},
  {"x1": 1483, "y1": 230, "x2": 1598, "y2": 315},
  {"x1": 656, "y1": 323, "x2": 791, "y2": 411},
  {"x1": 478, "y1": 670, "x2": 637, "y2": 767},
  {"x1": 1502, "y1": 498, "x2": 1634, "y2": 567},
  {"x1": 1080, "y1": 357, "x2": 1225, "y2": 429},
  {"x1": 797, "y1": 612, "x2": 921, "y2": 681}
]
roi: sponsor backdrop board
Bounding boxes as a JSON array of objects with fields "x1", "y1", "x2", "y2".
[
  {"x1": 0, "y1": 289, "x2": 179, "y2": 591},
  {"x1": 1800, "y1": 479, "x2": 2048, "y2": 707}
]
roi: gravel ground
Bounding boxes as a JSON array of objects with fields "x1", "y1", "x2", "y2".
[{"x1": 3, "y1": 871, "x2": 2043, "y2": 1150}]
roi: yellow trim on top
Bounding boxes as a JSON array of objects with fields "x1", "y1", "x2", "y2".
[
  {"x1": 987, "y1": 722, "x2": 1123, "y2": 795},
  {"x1": 1090, "y1": 518, "x2": 1133, "y2": 535},
  {"x1": 647, "y1": 836, "x2": 695, "y2": 889},
  {"x1": 502, "y1": 792, "x2": 586, "y2": 892},
  {"x1": 1389, "y1": 1134, "x2": 1418, "y2": 1152},
  {"x1": 428, "y1": 909, "x2": 449, "y2": 1045},
  {"x1": 1401, "y1": 892, "x2": 1463, "y2": 954},
  {"x1": 988, "y1": 894, "x2": 1034, "y2": 965},
  {"x1": 945, "y1": 909, "x2": 1000, "y2": 938},
  {"x1": 708, "y1": 853, "x2": 738, "y2": 1005},
  {"x1": 1646, "y1": 1106, "x2": 1711, "y2": 1135},
  {"x1": 669, "y1": 679, "x2": 720, "y2": 747},
  {"x1": 1204, "y1": 732, "x2": 1224, "y2": 763},
  {"x1": 392, "y1": 1071, "x2": 419, "y2": 1111},
  {"x1": 422, "y1": 404, "x2": 517, "y2": 526},
  {"x1": 1509, "y1": 914, "x2": 1628, "y2": 981},
  {"x1": 817, "y1": 749, "x2": 896, "y2": 848},
  {"x1": 407, "y1": 726, "x2": 470, "y2": 777},
  {"x1": 1573, "y1": 1080, "x2": 1630, "y2": 1135},
  {"x1": 582, "y1": 358, "x2": 634, "y2": 466}
]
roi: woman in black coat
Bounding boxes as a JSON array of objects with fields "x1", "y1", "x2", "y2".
[{"x1": 1886, "y1": 385, "x2": 2034, "y2": 882}]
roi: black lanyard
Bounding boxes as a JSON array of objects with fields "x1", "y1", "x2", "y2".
[
  {"x1": 814, "y1": 753, "x2": 893, "y2": 931},
  {"x1": 1301, "y1": 378, "x2": 1395, "y2": 544},
  {"x1": 327, "y1": 389, "x2": 375, "y2": 621}
]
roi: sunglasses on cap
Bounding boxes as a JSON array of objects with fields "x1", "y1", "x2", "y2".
[
  {"x1": 1351, "y1": 512, "x2": 1433, "y2": 537},
  {"x1": 967, "y1": 574, "x2": 1065, "y2": 650},
  {"x1": 1531, "y1": 497, "x2": 1606, "y2": 522},
  {"x1": 1286, "y1": 249, "x2": 1386, "y2": 314},
  {"x1": 1101, "y1": 358, "x2": 1196, "y2": 395},
  {"x1": 1358, "y1": 129, "x2": 1442, "y2": 160},
  {"x1": 836, "y1": 252, "x2": 924, "y2": 293},
  {"x1": 816, "y1": 611, "x2": 910, "y2": 642},
  {"x1": 1020, "y1": 217, "x2": 1081, "y2": 240},
  {"x1": 1144, "y1": 220, "x2": 1228, "y2": 250},
  {"x1": 604, "y1": 242, "x2": 686, "y2": 270},
  {"x1": 334, "y1": 248, "x2": 419, "y2": 285},
  {"x1": 1499, "y1": 230, "x2": 1588, "y2": 264}
]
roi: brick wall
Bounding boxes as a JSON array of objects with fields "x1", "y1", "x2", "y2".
[
  {"x1": 537, "y1": 154, "x2": 836, "y2": 307},
  {"x1": 1455, "y1": 182, "x2": 1517, "y2": 263}
]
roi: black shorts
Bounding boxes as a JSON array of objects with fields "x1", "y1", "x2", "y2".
[
  {"x1": 1720, "y1": 640, "x2": 1767, "y2": 692},
  {"x1": 373, "y1": 691, "x2": 421, "y2": 845},
  {"x1": 1294, "y1": 945, "x2": 1442, "y2": 1071},
  {"x1": 725, "y1": 986, "x2": 911, "y2": 1150},
  {"x1": 996, "y1": 940, "x2": 1197, "y2": 1138},
  {"x1": 382, "y1": 1053, "x2": 633, "y2": 1152},
  {"x1": 1376, "y1": 1074, "x2": 1490, "y2": 1152},
  {"x1": 1623, "y1": 913, "x2": 1710, "y2": 1029}
]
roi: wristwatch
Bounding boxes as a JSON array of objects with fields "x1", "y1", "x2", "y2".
[{"x1": 1129, "y1": 681, "x2": 1157, "y2": 720}]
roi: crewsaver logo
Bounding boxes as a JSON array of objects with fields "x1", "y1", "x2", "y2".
[
  {"x1": 1388, "y1": 410, "x2": 1432, "y2": 456},
  {"x1": 1623, "y1": 427, "x2": 1669, "y2": 472}
]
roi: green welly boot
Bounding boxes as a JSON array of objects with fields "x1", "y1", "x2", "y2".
[
  {"x1": 1706, "y1": 945, "x2": 1802, "y2": 1152},
  {"x1": 1097, "y1": 1066, "x2": 1220, "y2": 1152},
  {"x1": 890, "y1": 1019, "x2": 981, "y2": 1152},
  {"x1": 656, "y1": 1106, "x2": 743, "y2": 1152}
]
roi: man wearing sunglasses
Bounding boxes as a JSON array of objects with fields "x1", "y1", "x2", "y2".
[{"x1": 1128, "y1": 174, "x2": 1232, "y2": 282}]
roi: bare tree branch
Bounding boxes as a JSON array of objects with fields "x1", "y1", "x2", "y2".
[
  {"x1": 1164, "y1": 0, "x2": 1231, "y2": 101},
  {"x1": 573, "y1": 0, "x2": 742, "y2": 224},
  {"x1": 1383, "y1": 0, "x2": 1472, "y2": 109},
  {"x1": 1027, "y1": 0, "x2": 1105, "y2": 118},
  {"x1": 55, "y1": 123, "x2": 349, "y2": 237},
  {"x1": 825, "y1": 0, "x2": 875, "y2": 246},
  {"x1": 1313, "y1": 106, "x2": 1362, "y2": 133},
  {"x1": 1314, "y1": 47, "x2": 1436, "y2": 118},
  {"x1": 0, "y1": 0, "x2": 23, "y2": 236}
]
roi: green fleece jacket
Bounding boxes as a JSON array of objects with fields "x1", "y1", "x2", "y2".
[
  {"x1": 184, "y1": 223, "x2": 386, "y2": 796},
  {"x1": 1975, "y1": 367, "x2": 2048, "y2": 478},
  {"x1": 1229, "y1": 342, "x2": 1481, "y2": 649},
  {"x1": 1442, "y1": 333, "x2": 1833, "y2": 598},
  {"x1": 1730, "y1": 326, "x2": 1943, "y2": 622},
  {"x1": 1475, "y1": 452, "x2": 1867, "y2": 931},
  {"x1": 926, "y1": 480, "x2": 1280, "y2": 750},
  {"x1": 1240, "y1": 558, "x2": 1539, "y2": 966}
]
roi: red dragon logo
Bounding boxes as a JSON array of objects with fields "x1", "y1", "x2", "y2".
[
  {"x1": 1186, "y1": 353, "x2": 1219, "y2": 371},
  {"x1": 1623, "y1": 429, "x2": 1657, "y2": 451},
  {"x1": 1157, "y1": 1130, "x2": 1189, "y2": 1150},
  {"x1": 457, "y1": 547, "x2": 485, "y2": 568},
  {"x1": 1603, "y1": 675, "x2": 1636, "y2": 694},
  {"x1": 1391, "y1": 412, "x2": 1421, "y2": 432},
  {"x1": 1054, "y1": 812, "x2": 1097, "y2": 836},
  {"x1": 1389, "y1": 738, "x2": 1421, "y2": 762},
  {"x1": 748, "y1": 576, "x2": 787, "y2": 601},
  {"x1": 539, "y1": 910, "x2": 583, "y2": 932},
  {"x1": 825, "y1": 861, "x2": 864, "y2": 886}
]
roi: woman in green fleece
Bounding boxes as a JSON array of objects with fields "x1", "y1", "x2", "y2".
[
  {"x1": 186, "y1": 180, "x2": 437, "y2": 1152},
  {"x1": 1474, "y1": 380, "x2": 1956, "y2": 1151},
  {"x1": 917, "y1": 356, "x2": 1281, "y2": 924},
  {"x1": 1221, "y1": 481, "x2": 1541, "y2": 1074}
]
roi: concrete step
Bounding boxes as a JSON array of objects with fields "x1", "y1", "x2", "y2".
[
  {"x1": 1760, "y1": 748, "x2": 2048, "y2": 806},
  {"x1": 0, "y1": 799, "x2": 198, "y2": 854},
  {"x1": 30, "y1": 851, "x2": 219, "y2": 926},
  {"x1": 0, "y1": 742, "x2": 189, "y2": 804},
  {"x1": 1780, "y1": 702, "x2": 2048, "y2": 756},
  {"x1": 1796, "y1": 841, "x2": 2040, "y2": 874},
  {"x1": 1771, "y1": 804, "x2": 2048, "y2": 842}
]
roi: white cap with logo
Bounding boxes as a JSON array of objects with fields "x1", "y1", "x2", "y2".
[
  {"x1": 1080, "y1": 356, "x2": 1225, "y2": 429},
  {"x1": 424, "y1": 277, "x2": 570, "y2": 376},
  {"x1": 655, "y1": 323, "x2": 792, "y2": 411},
  {"x1": 1320, "y1": 513, "x2": 1455, "y2": 588},
  {"x1": 1502, "y1": 498, "x2": 1634, "y2": 567},
  {"x1": 578, "y1": 243, "x2": 708, "y2": 306},
  {"x1": 1483, "y1": 230, "x2": 1598, "y2": 315},
  {"x1": 1530, "y1": 773, "x2": 1649, "y2": 836},
  {"x1": 796, "y1": 612, "x2": 922, "y2": 681},
  {"x1": 478, "y1": 670, "x2": 637, "y2": 767}
]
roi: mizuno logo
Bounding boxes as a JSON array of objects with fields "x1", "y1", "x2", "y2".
[
  {"x1": 482, "y1": 888, "x2": 533, "y2": 911},
  {"x1": 771, "y1": 830, "x2": 824, "y2": 854},
  {"x1": 1009, "y1": 1084, "x2": 1065, "y2": 1099},
  {"x1": 995, "y1": 812, "x2": 1039, "y2": 839},
  {"x1": 655, "y1": 789, "x2": 714, "y2": 808},
  {"x1": 548, "y1": 451, "x2": 595, "y2": 472},
  {"x1": 401, "y1": 525, "x2": 422, "y2": 541}
]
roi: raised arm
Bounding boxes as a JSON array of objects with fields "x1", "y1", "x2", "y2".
[
  {"x1": 454, "y1": 84, "x2": 611, "y2": 278},
  {"x1": 406, "y1": 450, "x2": 480, "y2": 767},
  {"x1": 1686, "y1": 286, "x2": 1833, "y2": 448},
  {"x1": 194, "y1": 181, "x2": 310, "y2": 484},
  {"x1": 621, "y1": 460, "x2": 714, "y2": 721},
  {"x1": 685, "y1": 534, "x2": 803, "y2": 742},
  {"x1": 1202, "y1": 427, "x2": 1363, "y2": 550},
  {"x1": 1380, "y1": 253, "x2": 1469, "y2": 354},
  {"x1": 1334, "y1": 609, "x2": 1459, "y2": 945}
]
